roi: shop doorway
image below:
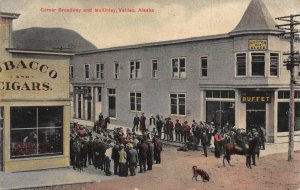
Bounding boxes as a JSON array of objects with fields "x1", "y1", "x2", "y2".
[
  {"x1": 246, "y1": 102, "x2": 266, "y2": 131},
  {"x1": 108, "y1": 96, "x2": 116, "y2": 118},
  {"x1": 107, "y1": 88, "x2": 116, "y2": 118}
]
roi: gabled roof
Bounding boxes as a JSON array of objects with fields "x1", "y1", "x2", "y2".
[{"x1": 230, "y1": 0, "x2": 280, "y2": 35}]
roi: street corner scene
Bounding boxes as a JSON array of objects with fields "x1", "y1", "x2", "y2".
[{"x1": 0, "y1": 0, "x2": 300, "y2": 189}]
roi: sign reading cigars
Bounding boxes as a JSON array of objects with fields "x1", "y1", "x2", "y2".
[
  {"x1": 0, "y1": 59, "x2": 69, "y2": 99},
  {"x1": 241, "y1": 95, "x2": 271, "y2": 103},
  {"x1": 249, "y1": 39, "x2": 268, "y2": 51}
]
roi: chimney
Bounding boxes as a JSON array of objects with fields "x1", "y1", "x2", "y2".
[{"x1": 0, "y1": 12, "x2": 20, "y2": 49}]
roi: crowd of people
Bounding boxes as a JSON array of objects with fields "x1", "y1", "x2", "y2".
[{"x1": 132, "y1": 113, "x2": 266, "y2": 151}]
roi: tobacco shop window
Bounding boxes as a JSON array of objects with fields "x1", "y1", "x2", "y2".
[
  {"x1": 130, "y1": 60, "x2": 140, "y2": 79},
  {"x1": 236, "y1": 53, "x2": 246, "y2": 76},
  {"x1": 172, "y1": 57, "x2": 186, "y2": 79},
  {"x1": 115, "y1": 62, "x2": 120, "y2": 79},
  {"x1": 84, "y1": 64, "x2": 90, "y2": 79},
  {"x1": 69, "y1": 65, "x2": 74, "y2": 79},
  {"x1": 201, "y1": 56, "x2": 208, "y2": 77},
  {"x1": 270, "y1": 53, "x2": 279, "y2": 76},
  {"x1": 96, "y1": 63, "x2": 104, "y2": 79},
  {"x1": 170, "y1": 93, "x2": 186, "y2": 116},
  {"x1": 130, "y1": 92, "x2": 142, "y2": 112},
  {"x1": 10, "y1": 106, "x2": 63, "y2": 158},
  {"x1": 251, "y1": 53, "x2": 265, "y2": 76},
  {"x1": 152, "y1": 59, "x2": 158, "y2": 79}
]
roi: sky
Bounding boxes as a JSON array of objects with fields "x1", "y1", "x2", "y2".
[{"x1": 1, "y1": 0, "x2": 300, "y2": 49}]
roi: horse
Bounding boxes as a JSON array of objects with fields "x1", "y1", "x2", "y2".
[
  {"x1": 94, "y1": 117, "x2": 110, "y2": 136},
  {"x1": 73, "y1": 123, "x2": 90, "y2": 137},
  {"x1": 222, "y1": 132, "x2": 260, "y2": 169}
]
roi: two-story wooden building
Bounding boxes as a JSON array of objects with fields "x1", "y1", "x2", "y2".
[{"x1": 70, "y1": 0, "x2": 300, "y2": 143}]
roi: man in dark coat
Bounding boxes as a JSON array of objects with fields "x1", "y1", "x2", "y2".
[
  {"x1": 137, "y1": 139, "x2": 148, "y2": 173},
  {"x1": 147, "y1": 140, "x2": 154, "y2": 170},
  {"x1": 175, "y1": 119, "x2": 182, "y2": 142},
  {"x1": 140, "y1": 113, "x2": 146, "y2": 134},
  {"x1": 169, "y1": 120, "x2": 174, "y2": 141},
  {"x1": 133, "y1": 114, "x2": 140, "y2": 132},
  {"x1": 156, "y1": 115, "x2": 163, "y2": 139},
  {"x1": 153, "y1": 137, "x2": 163, "y2": 164},
  {"x1": 111, "y1": 143, "x2": 120, "y2": 175}
]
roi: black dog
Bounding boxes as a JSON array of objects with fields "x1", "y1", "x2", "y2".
[{"x1": 192, "y1": 166, "x2": 210, "y2": 182}]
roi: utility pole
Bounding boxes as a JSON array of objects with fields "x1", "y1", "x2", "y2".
[{"x1": 276, "y1": 14, "x2": 300, "y2": 162}]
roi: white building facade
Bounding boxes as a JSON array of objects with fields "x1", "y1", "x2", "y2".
[{"x1": 70, "y1": 0, "x2": 300, "y2": 143}]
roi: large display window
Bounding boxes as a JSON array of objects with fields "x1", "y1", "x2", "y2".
[
  {"x1": 10, "y1": 106, "x2": 63, "y2": 158},
  {"x1": 277, "y1": 102, "x2": 300, "y2": 132}
]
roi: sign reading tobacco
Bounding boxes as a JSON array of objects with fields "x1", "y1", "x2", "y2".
[
  {"x1": 0, "y1": 60, "x2": 58, "y2": 91},
  {"x1": 248, "y1": 39, "x2": 268, "y2": 51}
]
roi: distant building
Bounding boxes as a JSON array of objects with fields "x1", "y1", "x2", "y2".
[{"x1": 70, "y1": 0, "x2": 300, "y2": 144}]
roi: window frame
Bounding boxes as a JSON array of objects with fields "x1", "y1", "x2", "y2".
[
  {"x1": 69, "y1": 65, "x2": 74, "y2": 79},
  {"x1": 129, "y1": 60, "x2": 141, "y2": 79},
  {"x1": 235, "y1": 52, "x2": 247, "y2": 77},
  {"x1": 171, "y1": 57, "x2": 186, "y2": 79},
  {"x1": 130, "y1": 92, "x2": 142, "y2": 112},
  {"x1": 84, "y1": 64, "x2": 90, "y2": 79},
  {"x1": 151, "y1": 59, "x2": 159, "y2": 79},
  {"x1": 250, "y1": 52, "x2": 266, "y2": 77},
  {"x1": 114, "y1": 62, "x2": 120, "y2": 79},
  {"x1": 200, "y1": 56, "x2": 208, "y2": 77},
  {"x1": 269, "y1": 52, "x2": 280, "y2": 77},
  {"x1": 96, "y1": 63, "x2": 104, "y2": 79},
  {"x1": 170, "y1": 93, "x2": 186, "y2": 116}
]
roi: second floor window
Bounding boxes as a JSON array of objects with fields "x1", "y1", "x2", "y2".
[
  {"x1": 201, "y1": 56, "x2": 208, "y2": 77},
  {"x1": 84, "y1": 64, "x2": 90, "y2": 79},
  {"x1": 251, "y1": 53, "x2": 265, "y2": 76},
  {"x1": 170, "y1": 93, "x2": 186, "y2": 116},
  {"x1": 69, "y1": 65, "x2": 74, "y2": 79},
  {"x1": 270, "y1": 53, "x2": 279, "y2": 76},
  {"x1": 96, "y1": 64, "x2": 104, "y2": 79},
  {"x1": 236, "y1": 53, "x2": 246, "y2": 76},
  {"x1": 130, "y1": 92, "x2": 142, "y2": 111},
  {"x1": 130, "y1": 60, "x2": 140, "y2": 79},
  {"x1": 172, "y1": 57, "x2": 186, "y2": 79},
  {"x1": 115, "y1": 62, "x2": 120, "y2": 79},
  {"x1": 152, "y1": 59, "x2": 158, "y2": 78}
]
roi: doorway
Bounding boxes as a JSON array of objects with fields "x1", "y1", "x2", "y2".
[
  {"x1": 108, "y1": 96, "x2": 116, "y2": 118},
  {"x1": 246, "y1": 102, "x2": 266, "y2": 131}
]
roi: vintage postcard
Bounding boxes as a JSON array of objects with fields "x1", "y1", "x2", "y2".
[{"x1": 0, "y1": 0, "x2": 299, "y2": 189}]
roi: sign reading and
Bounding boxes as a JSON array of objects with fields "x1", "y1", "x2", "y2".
[{"x1": 249, "y1": 40, "x2": 268, "y2": 51}]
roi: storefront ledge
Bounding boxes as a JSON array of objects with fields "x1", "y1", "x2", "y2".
[{"x1": 7, "y1": 155, "x2": 68, "y2": 162}]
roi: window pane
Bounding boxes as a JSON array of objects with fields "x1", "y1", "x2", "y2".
[
  {"x1": 38, "y1": 107, "x2": 63, "y2": 128},
  {"x1": 270, "y1": 53, "x2": 279, "y2": 76},
  {"x1": 171, "y1": 105, "x2": 177, "y2": 115},
  {"x1": 252, "y1": 53, "x2": 265, "y2": 76},
  {"x1": 179, "y1": 105, "x2": 185, "y2": 115},
  {"x1": 237, "y1": 53, "x2": 246, "y2": 76},
  {"x1": 135, "y1": 61, "x2": 140, "y2": 69},
  {"x1": 11, "y1": 107, "x2": 37, "y2": 129},
  {"x1": 38, "y1": 128, "x2": 63, "y2": 154},
  {"x1": 229, "y1": 91, "x2": 235, "y2": 98},
  {"x1": 206, "y1": 91, "x2": 213, "y2": 98},
  {"x1": 278, "y1": 102, "x2": 289, "y2": 132},
  {"x1": 11, "y1": 129, "x2": 37, "y2": 158}
]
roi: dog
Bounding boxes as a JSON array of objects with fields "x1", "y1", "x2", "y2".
[{"x1": 192, "y1": 166, "x2": 210, "y2": 182}]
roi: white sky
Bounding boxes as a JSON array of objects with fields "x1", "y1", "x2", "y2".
[{"x1": 1, "y1": 0, "x2": 300, "y2": 49}]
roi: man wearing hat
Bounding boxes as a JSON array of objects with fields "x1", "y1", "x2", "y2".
[
  {"x1": 175, "y1": 119, "x2": 182, "y2": 142},
  {"x1": 182, "y1": 121, "x2": 191, "y2": 143},
  {"x1": 137, "y1": 138, "x2": 148, "y2": 173},
  {"x1": 156, "y1": 115, "x2": 163, "y2": 139},
  {"x1": 118, "y1": 144, "x2": 127, "y2": 177},
  {"x1": 140, "y1": 113, "x2": 146, "y2": 134},
  {"x1": 132, "y1": 114, "x2": 140, "y2": 132},
  {"x1": 127, "y1": 143, "x2": 138, "y2": 176}
]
